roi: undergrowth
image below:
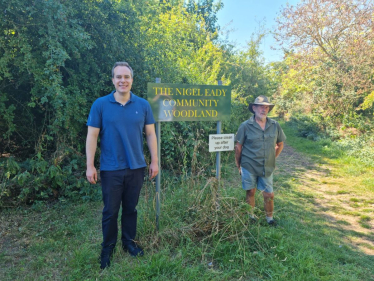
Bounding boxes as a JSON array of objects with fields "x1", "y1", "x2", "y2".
[{"x1": 286, "y1": 114, "x2": 374, "y2": 167}]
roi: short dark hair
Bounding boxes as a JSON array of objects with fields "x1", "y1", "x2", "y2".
[{"x1": 112, "y1": 62, "x2": 133, "y2": 78}]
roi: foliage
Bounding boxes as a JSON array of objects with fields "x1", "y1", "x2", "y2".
[
  {"x1": 285, "y1": 109, "x2": 374, "y2": 166},
  {"x1": 0, "y1": 150, "x2": 101, "y2": 208},
  {"x1": 274, "y1": 0, "x2": 374, "y2": 123},
  {"x1": 138, "y1": 2, "x2": 223, "y2": 86},
  {"x1": 223, "y1": 33, "x2": 272, "y2": 104},
  {"x1": 334, "y1": 134, "x2": 374, "y2": 167},
  {"x1": 186, "y1": 0, "x2": 223, "y2": 33},
  {"x1": 287, "y1": 114, "x2": 325, "y2": 141}
]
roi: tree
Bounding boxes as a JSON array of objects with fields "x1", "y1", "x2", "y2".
[
  {"x1": 186, "y1": 0, "x2": 223, "y2": 33},
  {"x1": 275, "y1": 0, "x2": 374, "y2": 119}
]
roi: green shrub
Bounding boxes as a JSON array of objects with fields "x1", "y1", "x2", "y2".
[
  {"x1": 0, "y1": 150, "x2": 101, "y2": 208},
  {"x1": 334, "y1": 134, "x2": 374, "y2": 167},
  {"x1": 286, "y1": 113, "x2": 374, "y2": 167},
  {"x1": 288, "y1": 115, "x2": 324, "y2": 141}
]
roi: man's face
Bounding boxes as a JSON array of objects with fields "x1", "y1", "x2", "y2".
[
  {"x1": 252, "y1": 105, "x2": 270, "y2": 119},
  {"x1": 112, "y1": 66, "x2": 133, "y2": 95}
]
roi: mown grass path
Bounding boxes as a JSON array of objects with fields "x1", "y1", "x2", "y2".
[{"x1": 276, "y1": 143, "x2": 374, "y2": 255}]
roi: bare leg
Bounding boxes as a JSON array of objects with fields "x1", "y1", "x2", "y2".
[
  {"x1": 263, "y1": 191, "x2": 274, "y2": 217},
  {"x1": 246, "y1": 188, "x2": 256, "y2": 214}
]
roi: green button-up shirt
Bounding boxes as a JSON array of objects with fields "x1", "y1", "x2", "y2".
[{"x1": 235, "y1": 116, "x2": 286, "y2": 177}]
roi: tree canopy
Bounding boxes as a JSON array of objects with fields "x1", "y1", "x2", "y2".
[{"x1": 274, "y1": 0, "x2": 374, "y2": 120}]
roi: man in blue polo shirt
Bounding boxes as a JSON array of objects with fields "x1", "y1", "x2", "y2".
[{"x1": 86, "y1": 62, "x2": 158, "y2": 269}]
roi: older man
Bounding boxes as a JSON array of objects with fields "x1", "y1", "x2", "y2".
[
  {"x1": 86, "y1": 62, "x2": 158, "y2": 269},
  {"x1": 235, "y1": 95, "x2": 286, "y2": 226}
]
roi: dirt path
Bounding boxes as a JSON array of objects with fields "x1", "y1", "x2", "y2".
[{"x1": 275, "y1": 144, "x2": 374, "y2": 255}]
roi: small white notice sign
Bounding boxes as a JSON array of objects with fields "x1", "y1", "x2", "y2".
[{"x1": 209, "y1": 134, "x2": 235, "y2": 152}]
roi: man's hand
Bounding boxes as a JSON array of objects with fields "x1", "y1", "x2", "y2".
[
  {"x1": 145, "y1": 124, "x2": 159, "y2": 180},
  {"x1": 148, "y1": 161, "x2": 159, "y2": 179},
  {"x1": 86, "y1": 166, "x2": 97, "y2": 184},
  {"x1": 235, "y1": 142, "x2": 242, "y2": 176},
  {"x1": 275, "y1": 142, "x2": 284, "y2": 158},
  {"x1": 86, "y1": 126, "x2": 100, "y2": 184}
]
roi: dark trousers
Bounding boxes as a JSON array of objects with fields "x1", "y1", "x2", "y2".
[{"x1": 100, "y1": 167, "x2": 145, "y2": 249}]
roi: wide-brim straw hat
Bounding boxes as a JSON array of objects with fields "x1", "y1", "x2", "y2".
[{"x1": 248, "y1": 95, "x2": 275, "y2": 114}]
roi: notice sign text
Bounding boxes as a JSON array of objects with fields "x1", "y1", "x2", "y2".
[
  {"x1": 147, "y1": 83, "x2": 231, "y2": 122},
  {"x1": 209, "y1": 134, "x2": 234, "y2": 152}
]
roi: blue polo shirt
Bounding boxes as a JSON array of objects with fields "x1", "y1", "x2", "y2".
[{"x1": 87, "y1": 91, "x2": 155, "y2": 171}]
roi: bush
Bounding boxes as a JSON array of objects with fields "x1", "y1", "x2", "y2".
[
  {"x1": 288, "y1": 115, "x2": 325, "y2": 141},
  {"x1": 286, "y1": 113, "x2": 374, "y2": 167},
  {"x1": 334, "y1": 134, "x2": 374, "y2": 167},
  {"x1": 0, "y1": 150, "x2": 101, "y2": 208}
]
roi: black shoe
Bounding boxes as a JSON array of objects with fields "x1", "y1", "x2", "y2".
[
  {"x1": 249, "y1": 215, "x2": 258, "y2": 224},
  {"x1": 100, "y1": 247, "x2": 115, "y2": 269},
  {"x1": 268, "y1": 219, "x2": 277, "y2": 227},
  {"x1": 123, "y1": 242, "x2": 144, "y2": 257}
]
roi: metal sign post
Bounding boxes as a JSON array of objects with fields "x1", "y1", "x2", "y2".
[
  {"x1": 216, "y1": 80, "x2": 222, "y2": 182},
  {"x1": 155, "y1": 77, "x2": 161, "y2": 231}
]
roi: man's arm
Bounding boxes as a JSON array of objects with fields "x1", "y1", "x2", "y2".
[
  {"x1": 86, "y1": 126, "x2": 100, "y2": 184},
  {"x1": 235, "y1": 142, "x2": 242, "y2": 174},
  {"x1": 275, "y1": 141, "x2": 284, "y2": 158},
  {"x1": 145, "y1": 124, "x2": 159, "y2": 179}
]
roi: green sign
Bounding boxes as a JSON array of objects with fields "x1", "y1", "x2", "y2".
[{"x1": 147, "y1": 83, "x2": 231, "y2": 122}]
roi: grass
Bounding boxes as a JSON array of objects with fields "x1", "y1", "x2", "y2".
[{"x1": 1, "y1": 120, "x2": 374, "y2": 280}]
